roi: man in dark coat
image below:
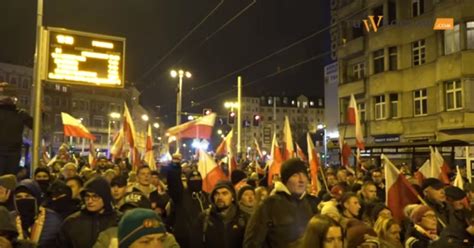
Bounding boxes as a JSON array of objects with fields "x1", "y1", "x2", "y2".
[
  {"x1": 57, "y1": 177, "x2": 119, "y2": 248},
  {"x1": 0, "y1": 83, "x2": 32, "y2": 176},
  {"x1": 244, "y1": 158, "x2": 317, "y2": 248},
  {"x1": 422, "y1": 178, "x2": 449, "y2": 233},
  {"x1": 166, "y1": 155, "x2": 209, "y2": 248},
  {"x1": 192, "y1": 181, "x2": 249, "y2": 248}
]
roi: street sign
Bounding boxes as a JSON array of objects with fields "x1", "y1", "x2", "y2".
[{"x1": 46, "y1": 27, "x2": 125, "y2": 88}]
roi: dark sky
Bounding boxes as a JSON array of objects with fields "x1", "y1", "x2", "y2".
[{"x1": 1, "y1": 0, "x2": 331, "y2": 126}]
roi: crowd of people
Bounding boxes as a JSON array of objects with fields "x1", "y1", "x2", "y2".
[{"x1": 1, "y1": 145, "x2": 474, "y2": 248}]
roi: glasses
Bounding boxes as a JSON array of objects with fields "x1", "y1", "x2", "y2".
[{"x1": 83, "y1": 193, "x2": 101, "y2": 201}]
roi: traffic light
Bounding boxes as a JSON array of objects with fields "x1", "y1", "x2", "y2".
[
  {"x1": 203, "y1": 108, "x2": 212, "y2": 115},
  {"x1": 228, "y1": 111, "x2": 236, "y2": 124},
  {"x1": 253, "y1": 114, "x2": 261, "y2": 126}
]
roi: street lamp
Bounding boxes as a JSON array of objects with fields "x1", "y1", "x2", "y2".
[
  {"x1": 171, "y1": 69, "x2": 191, "y2": 150},
  {"x1": 224, "y1": 101, "x2": 239, "y2": 110},
  {"x1": 107, "y1": 112, "x2": 121, "y2": 157},
  {"x1": 317, "y1": 124, "x2": 327, "y2": 166},
  {"x1": 153, "y1": 122, "x2": 160, "y2": 129},
  {"x1": 217, "y1": 129, "x2": 223, "y2": 135}
]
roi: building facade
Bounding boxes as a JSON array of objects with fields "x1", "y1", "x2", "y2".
[
  {"x1": 0, "y1": 62, "x2": 152, "y2": 154},
  {"x1": 333, "y1": 0, "x2": 474, "y2": 161}
]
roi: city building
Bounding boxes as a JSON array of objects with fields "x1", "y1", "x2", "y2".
[
  {"x1": 224, "y1": 94, "x2": 325, "y2": 154},
  {"x1": 332, "y1": 0, "x2": 474, "y2": 165},
  {"x1": 0, "y1": 62, "x2": 154, "y2": 154}
]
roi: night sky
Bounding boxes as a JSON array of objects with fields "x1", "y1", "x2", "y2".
[{"x1": 1, "y1": 0, "x2": 331, "y2": 126}]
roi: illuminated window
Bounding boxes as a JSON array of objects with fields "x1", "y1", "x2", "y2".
[
  {"x1": 445, "y1": 80, "x2": 462, "y2": 110},
  {"x1": 374, "y1": 95, "x2": 386, "y2": 120},
  {"x1": 413, "y1": 89, "x2": 427, "y2": 116},
  {"x1": 444, "y1": 24, "x2": 460, "y2": 55}
]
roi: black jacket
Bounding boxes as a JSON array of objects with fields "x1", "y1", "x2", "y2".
[
  {"x1": 244, "y1": 182, "x2": 316, "y2": 248},
  {"x1": 0, "y1": 104, "x2": 32, "y2": 153},
  {"x1": 57, "y1": 177, "x2": 119, "y2": 248},
  {"x1": 167, "y1": 163, "x2": 209, "y2": 248},
  {"x1": 192, "y1": 204, "x2": 249, "y2": 248},
  {"x1": 405, "y1": 225, "x2": 440, "y2": 248},
  {"x1": 424, "y1": 198, "x2": 449, "y2": 233}
]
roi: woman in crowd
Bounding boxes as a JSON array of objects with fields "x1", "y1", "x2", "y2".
[
  {"x1": 374, "y1": 217, "x2": 403, "y2": 248},
  {"x1": 405, "y1": 205, "x2": 440, "y2": 248},
  {"x1": 299, "y1": 215, "x2": 343, "y2": 248}
]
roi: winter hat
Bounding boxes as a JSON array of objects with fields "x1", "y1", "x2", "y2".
[
  {"x1": 47, "y1": 180, "x2": 72, "y2": 198},
  {"x1": 80, "y1": 177, "x2": 113, "y2": 212},
  {"x1": 16, "y1": 179, "x2": 42, "y2": 200},
  {"x1": 421, "y1": 178, "x2": 444, "y2": 191},
  {"x1": 34, "y1": 167, "x2": 50, "y2": 178},
  {"x1": 0, "y1": 174, "x2": 17, "y2": 191},
  {"x1": 111, "y1": 175, "x2": 128, "y2": 188},
  {"x1": 237, "y1": 185, "x2": 255, "y2": 201},
  {"x1": 346, "y1": 220, "x2": 378, "y2": 248},
  {"x1": 231, "y1": 169, "x2": 247, "y2": 185},
  {"x1": 280, "y1": 158, "x2": 308, "y2": 184},
  {"x1": 410, "y1": 205, "x2": 433, "y2": 224},
  {"x1": 118, "y1": 208, "x2": 166, "y2": 248},
  {"x1": 186, "y1": 170, "x2": 202, "y2": 180},
  {"x1": 210, "y1": 180, "x2": 236, "y2": 203},
  {"x1": 445, "y1": 186, "x2": 466, "y2": 201},
  {"x1": 120, "y1": 191, "x2": 152, "y2": 212}
]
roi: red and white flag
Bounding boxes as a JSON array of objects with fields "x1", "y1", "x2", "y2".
[
  {"x1": 123, "y1": 104, "x2": 140, "y2": 169},
  {"x1": 215, "y1": 130, "x2": 233, "y2": 156},
  {"x1": 296, "y1": 143, "x2": 307, "y2": 161},
  {"x1": 414, "y1": 159, "x2": 430, "y2": 185},
  {"x1": 88, "y1": 141, "x2": 97, "y2": 169},
  {"x1": 382, "y1": 154, "x2": 420, "y2": 221},
  {"x1": 198, "y1": 149, "x2": 227, "y2": 193},
  {"x1": 110, "y1": 128, "x2": 124, "y2": 160},
  {"x1": 144, "y1": 124, "x2": 156, "y2": 170},
  {"x1": 307, "y1": 133, "x2": 320, "y2": 194},
  {"x1": 61, "y1": 112, "x2": 96, "y2": 140},
  {"x1": 283, "y1": 116, "x2": 295, "y2": 160},
  {"x1": 430, "y1": 147, "x2": 450, "y2": 184},
  {"x1": 268, "y1": 133, "x2": 283, "y2": 185},
  {"x1": 453, "y1": 166, "x2": 464, "y2": 190},
  {"x1": 339, "y1": 134, "x2": 352, "y2": 167},
  {"x1": 167, "y1": 113, "x2": 216, "y2": 140},
  {"x1": 347, "y1": 94, "x2": 364, "y2": 150}
]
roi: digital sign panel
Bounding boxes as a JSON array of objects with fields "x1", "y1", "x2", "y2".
[{"x1": 46, "y1": 28, "x2": 125, "y2": 88}]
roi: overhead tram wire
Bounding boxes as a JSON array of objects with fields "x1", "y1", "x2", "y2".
[
  {"x1": 136, "y1": 0, "x2": 225, "y2": 85},
  {"x1": 188, "y1": 2, "x2": 376, "y2": 93},
  {"x1": 138, "y1": 0, "x2": 256, "y2": 93},
  {"x1": 180, "y1": 50, "x2": 331, "y2": 111}
]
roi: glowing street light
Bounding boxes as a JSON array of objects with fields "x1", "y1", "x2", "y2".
[
  {"x1": 171, "y1": 68, "x2": 192, "y2": 150},
  {"x1": 217, "y1": 129, "x2": 223, "y2": 135},
  {"x1": 153, "y1": 122, "x2": 160, "y2": 129},
  {"x1": 141, "y1": 114, "x2": 149, "y2": 122}
]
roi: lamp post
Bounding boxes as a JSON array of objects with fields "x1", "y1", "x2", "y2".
[
  {"x1": 171, "y1": 69, "x2": 191, "y2": 150},
  {"x1": 107, "y1": 112, "x2": 121, "y2": 157},
  {"x1": 317, "y1": 124, "x2": 327, "y2": 166}
]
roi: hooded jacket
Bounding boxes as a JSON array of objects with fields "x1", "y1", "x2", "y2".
[
  {"x1": 191, "y1": 181, "x2": 249, "y2": 248},
  {"x1": 14, "y1": 179, "x2": 62, "y2": 248},
  {"x1": 0, "y1": 103, "x2": 32, "y2": 154},
  {"x1": 57, "y1": 177, "x2": 119, "y2": 248},
  {"x1": 244, "y1": 181, "x2": 316, "y2": 248}
]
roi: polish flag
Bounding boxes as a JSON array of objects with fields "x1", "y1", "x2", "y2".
[
  {"x1": 123, "y1": 104, "x2": 140, "y2": 169},
  {"x1": 144, "y1": 124, "x2": 156, "y2": 170},
  {"x1": 430, "y1": 147, "x2": 450, "y2": 184},
  {"x1": 167, "y1": 113, "x2": 216, "y2": 140},
  {"x1": 382, "y1": 154, "x2": 420, "y2": 221},
  {"x1": 296, "y1": 143, "x2": 307, "y2": 161},
  {"x1": 110, "y1": 128, "x2": 124, "y2": 160},
  {"x1": 61, "y1": 112, "x2": 96, "y2": 140},
  {"x1": 215, "y1": 130, "x2": 233, "y2": 156},
  {"x1": 283, "y1": 116, "x2": 295, "y2": 160},
  {"x1": 414, "y1": 159, "x2": 430, "y2": 185},
  {"x1": 198, "y1": 149, "x2": 227, "y2": 193},
  {"x1": 267, "y1": 133, "x2": 283, "y2": 185},
  {"x1": 307, "y1": 133, "x2": 320, "y2": 194},
  {"x1": 347, "y1": 94, "x2": 364, "y2": 150}
]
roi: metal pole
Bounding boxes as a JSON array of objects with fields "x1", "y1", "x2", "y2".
[
  {"x1": 237, "y1": 76, "x2": 242, "y2": 154},
  {"x1": 107, "y1": 120, "x2": 112, "y2": 156},
  {"x1": 31, "y1": 0, "x2": 44, "y2": 176},
  {"x1": 324, "y1": 127, "x2": 328, "y2": 166},
  {"x1": 176, "y1": 75, "x2": 183, "y2": 151}
]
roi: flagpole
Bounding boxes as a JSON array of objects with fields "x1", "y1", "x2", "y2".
[
  {"x1": 237, "y1": 76, "x2": 242, "y2": 155},
  {"x1": 319, "y1": 164, "x2": 330, "y2": 193}
]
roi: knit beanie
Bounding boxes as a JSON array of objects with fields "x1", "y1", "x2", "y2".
[
  {"x1": 231, "y1": 169, "x2": 247, "y2": 185},
  {"x1": 410, "y1": 205, "x2": 433, "y2": 224},
  {"x1": 210, "y1": 180, "x2": 236, "y2": 203},
  {"x1": 118, "y1": 208, "x2": 166, "y2": 248},
  {"x1": 280, "y1": 159, "x2": 308, "y2": 184},
  {"x1": 0, "y1": 174, "x2": 17, "y2": 191},
  {"x1": 237, "y1": 185, "x2": 255, "y2": 201},
  {"x1": 34, "y1": 167, "x2": 50, "y2": 177}
]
